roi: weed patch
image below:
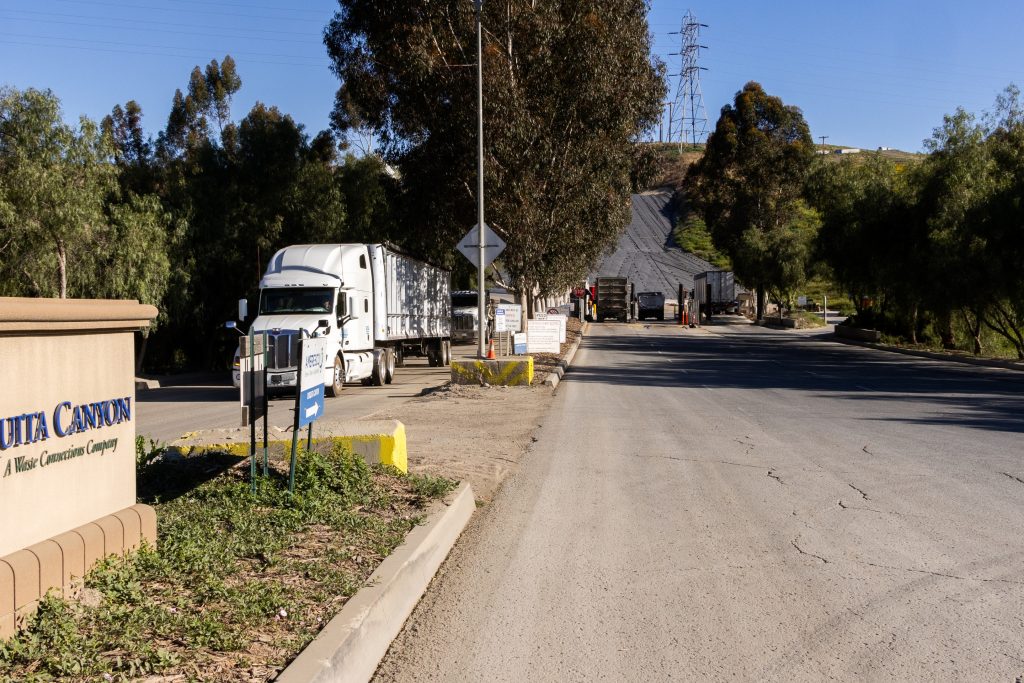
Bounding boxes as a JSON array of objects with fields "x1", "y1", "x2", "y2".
[{"x1": 0, "y1": 442, "x2": 456, "y2": 682}]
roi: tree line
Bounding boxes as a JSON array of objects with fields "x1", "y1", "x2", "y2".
[
  {"x1": 1, "y1": 58, "x2": 397, "y2": 371},
  {"x1": 685, "y1": 81, "x2": 1024, "y2": 359}
]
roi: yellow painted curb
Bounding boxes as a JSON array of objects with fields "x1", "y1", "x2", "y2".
[
  {"x1": 450, "y1": 357, "x2": 534, "y2": 386},
  {"x1": 167, "y1": 420, "x2": 408, "y2": 473}
]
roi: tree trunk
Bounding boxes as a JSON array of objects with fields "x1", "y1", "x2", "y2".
[
  {"x1": 135, "y1": 333, "x2": 149, "y2": 375},
  {"x1": 907, "y1": 302, "x2": 918, "y2": 345},
  {"x1": 937, "y1": 310, "x2": 955, "y2": 349},
  {"x1": 755, "y1": 287, "x2": 765, "y2": 321},
  {"x1": 962, "y1": 307, "x2": 983, "y2": 355},
  {"x1": 56, "y1": 238, "x2": 68, "y2": 299}
]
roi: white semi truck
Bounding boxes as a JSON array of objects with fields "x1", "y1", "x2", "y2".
[{"x1": 232, "y1": 244, "x2": 451, "y2": 395}]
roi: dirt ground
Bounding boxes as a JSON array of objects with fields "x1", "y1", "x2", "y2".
[
  {"x1": 171, "y1": 318, "x2": 585, "y2": 502},
  {"x1": 361, "y1": 318, "x2": 584, "y2": 501}
]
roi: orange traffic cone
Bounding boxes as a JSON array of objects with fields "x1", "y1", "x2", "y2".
[{"x1": 486, "y1": 337, "x2": 496, "y2": 359}]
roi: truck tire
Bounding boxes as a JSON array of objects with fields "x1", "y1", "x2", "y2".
[
  {"x1": 370, "y1": 350, "x2": 385, "y2": 386},
  {"x1": 426, "y1": 344, "x2": 439, "y2": 367},
  {"x1": 384, "y1": 349, "x2": 395, "y2": 384},
  {"x1": 327, "y1": 355, "x2": 344, "y2": 397}
]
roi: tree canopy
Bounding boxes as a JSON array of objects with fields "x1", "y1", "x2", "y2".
[
  {"x1": 325, "y1": 0, "x2": 666, "y2": 305},
  {"x1": 685, "y1": 82, "x2": 816, "y2": 318}
]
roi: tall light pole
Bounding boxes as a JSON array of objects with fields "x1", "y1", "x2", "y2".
[{"x1": 475, "y1": 0, "x2": 487, "y2": 359}]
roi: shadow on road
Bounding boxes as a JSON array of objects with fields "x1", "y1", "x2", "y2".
[{"x1": 570, "y1": 330, "x2": 1024, "y2": 434}]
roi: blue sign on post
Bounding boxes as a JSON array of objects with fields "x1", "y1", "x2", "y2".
[{"x1": 297, "y1": 384, "x2": 324, "y2": 429}]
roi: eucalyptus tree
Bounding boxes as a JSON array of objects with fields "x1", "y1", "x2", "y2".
[
  {"x1": 324, "y1": 0, "x2": 665, "y2": 308},
  {"x1": 0, "y1": 87, "x2": 170, "y2": 315},
  {"x1": 685, "y1": 82, "x2": 815, "y2": 319}
]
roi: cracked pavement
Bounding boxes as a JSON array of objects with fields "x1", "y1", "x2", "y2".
[{"x1": 375, "y1": 320, "x2": 1024, "y2": 682}]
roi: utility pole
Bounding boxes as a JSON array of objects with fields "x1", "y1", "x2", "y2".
[
  {"x1": 819, "y1": 135, "x2": 829, "y2": 150},
  {"x1": 475, "y1": 0, "x2": 486, "y2": 359}
]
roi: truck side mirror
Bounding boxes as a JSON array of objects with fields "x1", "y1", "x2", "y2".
[{"x1": 238, "y1": 298, "x2": 248, "y2": 321}]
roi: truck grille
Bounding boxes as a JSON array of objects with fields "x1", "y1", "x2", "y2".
[
  {"x1": 267, "y1": 332, "x2": 299, "y2": 370},
  {"x1": 452, "y1": 313, "x2": 476, "y2": 331}
]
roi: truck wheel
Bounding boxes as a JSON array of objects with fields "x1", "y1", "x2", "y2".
[
  {"x1": 384, "y1": 349, "x2": 395, "y2": 384},
  {"x1": 370, "y1": 350, "x2": 385, "y2": 386},
  {"x1": 327, "y1": 356, "x2": 344, "y2": 397}
]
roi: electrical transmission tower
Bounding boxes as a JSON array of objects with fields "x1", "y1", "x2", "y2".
[{"x1": 669, "y1": 10, "x2": 709, "y2": 149}]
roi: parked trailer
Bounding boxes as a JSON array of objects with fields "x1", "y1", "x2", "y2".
[
  {"x1": 596, "y1": 277, "x2": 630, "y2": 322},
  {"x1": 233, "y1": 244, "x2": 451, "y2": 396},
  {"x1": 693, "y1": 270, "x2": 737, "y2": 317}
]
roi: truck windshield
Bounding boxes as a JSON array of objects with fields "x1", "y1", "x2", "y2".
[{"x1": 259, "y1": 288, "x2": 334, "y2": 315}]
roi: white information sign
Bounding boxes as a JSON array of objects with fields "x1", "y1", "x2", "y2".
[
  {"x1": 797, "y1": 296, "x2": 808, "y2": 306},
  {"x1": 532, "y1": 313, "x2": 566, "y2": 343},
  {"x1": 527, "y1": 319, "x2": 562, "y2": 354},
  {"x1": 495, "y1": 303, "x2": 522, "y2": 332},
  {"x1": 494, "y1": 308, "x2": 507, "y2": 333},
  {"x1": 297, "y1": 337, "x2": 329, "y2": 428},
  {"x1": 513, "y1": 332, "x2": 528, "y2": 355},
  {"x1": 456, "y1": 222, "x2": 506, "y2": 268}
]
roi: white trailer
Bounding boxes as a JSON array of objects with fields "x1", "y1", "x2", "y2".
[
  {"x1": 694, "y1": 270, "x2": 737, "y2": 316},
  {"x1": 233, "y1": 244, "x2": 451, "y2": 396}
]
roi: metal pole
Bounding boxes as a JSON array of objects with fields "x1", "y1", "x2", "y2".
[
  {"x1": 262, "y1": 332, "x2": 268, "y2": 476},
  {"x1": 248, "y1": 329, "x2": 256, "y2": 493},
  {"x1": 475, "y1": 0, "x2": 487, "y2": 359},
  {"x1": 824, "y1": 294, "x2": 828, "y2": 324},
  {"x1": 288, "y1": 338, "x2": 303, "y2": 495}
]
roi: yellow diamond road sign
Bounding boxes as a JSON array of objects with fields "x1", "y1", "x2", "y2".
[{"x1": 457, "y1": 222, "x2": 506, "y2": 268}]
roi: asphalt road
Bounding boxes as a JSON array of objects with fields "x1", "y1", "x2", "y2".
[
  {"x1": 375, "y1": 320, "x2": 1024, "y2": 681},
  {"x1": 592, "y1": 191, "x2": 715, "y2": 295},
  {"x1": 136, "y1": 347, "x2": 469, "y2": 443}
]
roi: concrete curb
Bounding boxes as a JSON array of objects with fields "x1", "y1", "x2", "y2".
[
  {"x1": 544, "y1": 324, "x2": 586, "y2": 389},
  {"x1": 276, "y1": 482, "x2": 475, "y2": 683},
  {"x1": 829, "y1": 334, "x2": 1024, "y2": 373},
  {"x1": 135, "y1": 377, "x2": 160, "y2": 391}
]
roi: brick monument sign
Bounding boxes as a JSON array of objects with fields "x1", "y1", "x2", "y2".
[{"x1": 0, "y1": 297, "x2": 157, "y2": 639}]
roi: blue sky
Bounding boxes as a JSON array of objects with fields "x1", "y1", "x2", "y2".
[{"x1": 1, "y1": 1, "x2": 1021, "y2": 153}]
